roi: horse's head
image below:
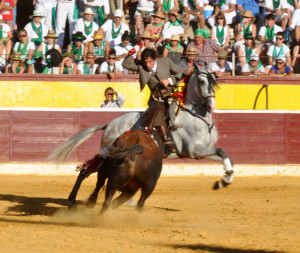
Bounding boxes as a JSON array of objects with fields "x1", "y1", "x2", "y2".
[{"x1": 186, "y1": 64, "x2": 218, "y2": 112}]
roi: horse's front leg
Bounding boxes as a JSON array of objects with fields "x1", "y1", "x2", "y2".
[
  {"x1": 195, "y1": 147, "x2": 234, "y2": 190},
  {"x1": 68, "y1": 168, "x2": 93, "y2": 207}
]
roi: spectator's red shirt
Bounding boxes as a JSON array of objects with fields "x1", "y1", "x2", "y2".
[{"x1": 0, "y1": 0, "x2": 15, "y2": 21}]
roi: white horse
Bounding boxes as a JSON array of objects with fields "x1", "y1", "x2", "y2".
[{"x1": 49, "y1": 64, "x2": 234, "y2": 206}]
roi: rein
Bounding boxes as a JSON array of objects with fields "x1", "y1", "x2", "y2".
[{"x1": 173, "y1": 68, "x2": 216, "y2": 133}]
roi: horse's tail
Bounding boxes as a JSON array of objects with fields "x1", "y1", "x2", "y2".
[
  {"x1": 108, "y1": 144, "x2": 144, "y2": 162},
  {"x1": 48, "y1": 125, "x2": 107, "y2": 163}
]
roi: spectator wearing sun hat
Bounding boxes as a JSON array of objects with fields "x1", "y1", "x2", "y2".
[
  {"x1": 178, "y1": 47, "x2": 204, "y2": 74},
  {"x1": 162, "y1": 34, "x2": 184, "y2": 64},
  {"x1": 67, "y1": 31, "x2": 88, "y2": 63},
  {"x1": 5, "y1": 51, "x2": 25, "y2": 73},
  {"x1": 88, "y1": 30, "x2": 110, "y2": 65},
  {"x1": 211, "y1": 49, "x2": 232, "y2": 77},
  {"x1": 56, "y1": 0, "x2": 77, "y2": 47},
  {"x1": 144, "y1": 11, "x2": 165, "y2": 43},
  {"x1": 33, "y1": 0, "x2": 57, "y2": 31},
  {"x1": 73, "y1": 7, "x2": 99, "y2": 44},
  {"x1": 24, "y1": 9, "x2": 49, "y2": 49},
  {"x1": 36, "y1": 29, "x2": 62, "y2": 66},
  {"x1": 269, "y1": 56, "x2": 293, "y2": 77},
  {"x1": 159, "y1": 10, "x2": 188, "y2": 46},
  {"x1": 240, "y1": 54, "x2": 268, "y2": 76},
  {"x1": 0, "y1": 14, "x2": 12, "y2": 61},
  {"x1": 83, "y1": 0, "x2": 110, "y2": 27},
  {"x1": 100, "y1": 9, "x2": 129, "y2": 48}
]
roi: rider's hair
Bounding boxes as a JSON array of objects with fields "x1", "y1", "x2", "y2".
[{"x1": 141, "y1": 48, "x2": 157, "y2": 61}]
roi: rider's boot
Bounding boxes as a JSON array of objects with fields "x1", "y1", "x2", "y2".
[{"x1": 157, "y1": 125, "x2": 176, "y2": 154}]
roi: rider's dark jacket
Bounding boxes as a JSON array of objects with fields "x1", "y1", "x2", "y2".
[{"x1": 123, "y1": 55, "x2": 185, "y2": 130}]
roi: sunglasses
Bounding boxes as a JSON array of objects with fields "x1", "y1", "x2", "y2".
[
  {"x1": 19, "y1": 34, "x2": 27, "y2": 37},
  {"x1": 276, "y1": 37, "x2": 283, "y2": 40},
  {"x1": 75, "y1": 39, "x2": 83, "y2": 42},
  {"x1": 105, "y1": 93, "x2": 113, "y2": 96},
  {"x1": 108, "y1": 57, "x2": 116, "y2": 60},
  {"x1": 94, "y1": 39, "x2": 101, "y2": 41},
  {"x1": 217, "y1": 17, "x2": 224, "y2": 19}
]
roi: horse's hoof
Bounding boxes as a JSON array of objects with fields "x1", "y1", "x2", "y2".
[
  {"x1": 86, "y1": 199, "x2": 96, "y2": 209},
  {"x1": 213, "y1": 181, "x2": 223, "y2": 190},
  {"x1": 68, "y1": 201, "x2": 77, "y2": 209}
]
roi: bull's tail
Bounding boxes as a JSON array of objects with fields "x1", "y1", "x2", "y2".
[{"x1": 48, "y1": 125, "x2": 107, "y2": 163}]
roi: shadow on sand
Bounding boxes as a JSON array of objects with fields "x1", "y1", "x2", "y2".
[
  {"x1": 0, "y1": 194, "x2": 85, "y2": 216},
  {"x1": 163, "y1": 243, "x2": 286, "y2": 253}
]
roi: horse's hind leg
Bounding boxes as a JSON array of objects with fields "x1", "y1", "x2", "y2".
[{"x1": 68, "y1": 169, "x2": 93, "y2": 207}]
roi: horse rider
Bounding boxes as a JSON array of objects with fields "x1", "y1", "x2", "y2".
[{"x1": 122, "y1": 48, "x2": 185, "y2": 153}]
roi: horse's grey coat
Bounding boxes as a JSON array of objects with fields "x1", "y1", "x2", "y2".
[{"x1": 49, "y1": 65, "x2": 234, "y2": 187}]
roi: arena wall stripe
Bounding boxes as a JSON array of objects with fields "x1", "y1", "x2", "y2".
[
  {"x1": 0, "y1": 109, "x2": 299, "y2": 165},
  {"x1": 1, "y1": 75, "x2": 300, "y2": 110}
]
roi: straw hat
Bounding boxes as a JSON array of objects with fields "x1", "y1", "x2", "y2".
[
  {"x1": 92, "y1": 31, "x2": 103, "y2": 40},
  {"x1": 11, "y1": 52, "x2": 23, "y2": 61},
  {"x1": 185, "y1": 47, "x2": 198, "y2": 55},
  {"x1": 141, "y1": 30, "x2": 153, "y2": 39},
  {"x1": 29, "y1": 10, "x2": 45, "y2": 19},
  {"x1": 170, "y1": 34, "x2": 180, "y2": 42},
  {"x1": 243, "y1": 10, "x2": 255, "y2": 21},
  {"x1": 44, "y1": 30, "x2": 58, "y2": 39},
  {"x1": 217, "y1": 50, "x2": 228, "y2": 59},
  {"x1": 81, "y1": 8, "x2": 97, "y2": 17},
  {"x1": 153, "y1": 11, "x2": 166, "y2": 19}
]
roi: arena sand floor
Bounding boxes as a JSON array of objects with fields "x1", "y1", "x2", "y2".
[{"x1": 0, "y1": 175, "x2": 299, "y2": 253}]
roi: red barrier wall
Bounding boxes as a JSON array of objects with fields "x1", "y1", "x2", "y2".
[{"x1": 0, "y1": 110, "x2": 299, "y2": 164}]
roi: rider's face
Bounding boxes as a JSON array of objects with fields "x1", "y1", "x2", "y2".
[{"x1": 143, "y1": 57, "x2": 156, "y2": 71}]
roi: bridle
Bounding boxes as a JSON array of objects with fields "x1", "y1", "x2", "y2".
[{"x1": 175, "y1": 67, "x2": 217, "y2": 132}]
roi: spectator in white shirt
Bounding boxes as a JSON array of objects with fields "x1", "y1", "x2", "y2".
[
  {"x1": 100, "y1": 9, "x2": 129, "y2": 48},
  {"x1": 157, "y1": 10, "x2": 188, "y2": 46},
  {"x1": 101, "y1": 87, "x2": 126, "y2": 108},
  {"x1": 33, "y1": 0, "x2": 57, "y2": 30},
  {"x1": 73, "y1": 8, "x2": 99, "y2": 44},
  {"x1": 240, "y1": 54, "x2": 268, "y2": 76},
  {"x1": 211, "y1": 49, "x2": 232, "y2": 76},
  {"x1": 100, "y1": 49, "x2": 124, "y2": 79},
  {"x1": 24, "y1": 9, "x2": 48, "y2": 49},
  {"x1": 83, "y1": 0, "x2": 110, "y2": 26}
]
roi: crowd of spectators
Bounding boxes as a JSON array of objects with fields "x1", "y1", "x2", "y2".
[{"x1": 1, "y1": 0, "x2": 300, "y2": 76}]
